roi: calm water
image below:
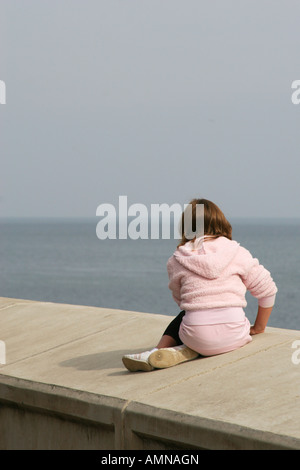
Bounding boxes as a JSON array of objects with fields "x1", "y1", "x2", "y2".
[{"x1": 0, "y1": 218, "x2": 299, "y2": 330}]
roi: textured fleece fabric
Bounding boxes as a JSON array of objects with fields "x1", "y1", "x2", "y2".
[{"x1": 167, "y1": 236, "x2": 277, "y2": 313}]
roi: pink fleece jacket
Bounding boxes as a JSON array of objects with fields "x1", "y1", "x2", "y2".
[{"x1": 167, "y1": 236, "x2": 277, "y2": 312}]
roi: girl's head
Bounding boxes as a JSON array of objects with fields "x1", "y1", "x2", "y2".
[{"x1": 178, "y1": 198, "x2": 232, "y2": 247}]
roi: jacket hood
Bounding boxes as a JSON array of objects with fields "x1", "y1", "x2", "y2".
[{"x1": 174, "y1": 236, "x2": 240, "y2": 279}]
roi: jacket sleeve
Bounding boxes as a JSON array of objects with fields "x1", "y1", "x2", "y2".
[
  {"x1": 239, "y1": 247, "x2": 278, "y2": 301},
  {"x1": 167, "y1": 256, "x2": 182, "y2": 306}
]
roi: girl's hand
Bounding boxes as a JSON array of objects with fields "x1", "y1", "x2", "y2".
[
  {"x1": 250, "y1": 326, "x2": 265, "y2": 335},
  {"x1": 250, "y1": 306, "x2": 273, "y2": 336}
]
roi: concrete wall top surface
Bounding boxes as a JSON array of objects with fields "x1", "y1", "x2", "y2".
[{"x1": 0, "y1": 297, "x2": 299, "y2": 449}]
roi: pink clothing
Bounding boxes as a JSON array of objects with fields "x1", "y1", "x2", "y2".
[
  {"x1": 183, "y1": 306, "x2": 246, "y2": 325},
  {"x1": 179, "y1": 316, "x2": 252, "y2": 356},
  {"x1": 167, "y1": 236, "x2": 277, "y2": 312},
  {"x1": 167, "y1": 236, "x2": 277, "y2": 356},
  {"x1": 179, "y1": 306, "x2": 252, "y2": 356}
]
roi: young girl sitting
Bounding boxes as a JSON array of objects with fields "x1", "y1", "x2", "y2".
[{"x1": 122, "y1": 198, "x2": 278, "y2": 372}]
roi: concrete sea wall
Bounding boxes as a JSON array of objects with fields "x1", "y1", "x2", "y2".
[{"x1": 0, "y1": 297, "x2": 299, "y2": 450}]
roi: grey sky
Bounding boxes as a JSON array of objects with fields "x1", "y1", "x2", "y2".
[{"x1": 1, "y1": 0, "x2": 300, "y2": 219}]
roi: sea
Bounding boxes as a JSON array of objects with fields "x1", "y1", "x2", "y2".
[{"x1": 0, "y1": 218, "x2": 299, "y2": 331}]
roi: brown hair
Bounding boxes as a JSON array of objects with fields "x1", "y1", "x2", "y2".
[{"x1": 178, "y1": 198, "x2": 232, "y2": 247}]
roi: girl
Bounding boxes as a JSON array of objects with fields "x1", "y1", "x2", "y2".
[{"x1": 122, "y1": 198, "x2": 277, "y2": 372}]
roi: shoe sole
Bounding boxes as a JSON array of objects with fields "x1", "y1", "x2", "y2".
[
  {"x1": 122, "y1": 356, "x2": 154, "y2": 372},
  {"x1": 149, "y1": 348, "x2": 199, "y2": 369}
]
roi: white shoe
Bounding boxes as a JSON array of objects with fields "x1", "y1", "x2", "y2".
[
  {"x1": 149, "y1": 345, "x2": 199, "y2": 369},
  {"x1": 122, "y1": 350, "x2": 156, "y2": 372}
]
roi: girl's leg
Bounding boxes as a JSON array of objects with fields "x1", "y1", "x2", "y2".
[
  {"x1": 149, "y1": 311, "x2": 199, "y2": 369},
  {"x1": 156, "y1": 335, "x2": 178, "y2": 348},
  {"x1": 122, "y1": 311, "x2": 185, "y2": 371},
  {"x1": 157, "y1": 310, "x2": 185, "y2": 347},
  {"x1": 122, "y1": 311, "x2": 199, "y2": 371}
]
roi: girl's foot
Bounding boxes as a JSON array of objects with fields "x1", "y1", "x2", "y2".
[
  {"x1": 122, "y1": 349, "x2": 157, "y2": 372},
  {"x1": 148, "y1": 345, "x2": 199, "y2": 369}
]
